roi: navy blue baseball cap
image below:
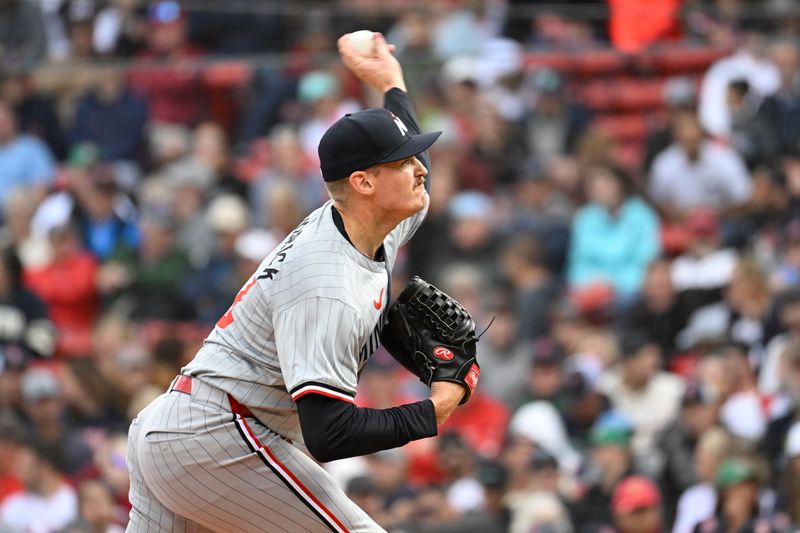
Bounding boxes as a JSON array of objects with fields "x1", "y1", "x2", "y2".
[{"x1": 318, "y1": 108, "x2": 441, "y2": 182}]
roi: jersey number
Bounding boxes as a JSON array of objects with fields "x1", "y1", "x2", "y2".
[{"x1": 216, "y1": 277, "x2": 257, "y2": 329}]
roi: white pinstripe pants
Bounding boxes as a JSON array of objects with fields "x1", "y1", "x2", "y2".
[{"x1": 125, "y1": 380, "x2": 385, "y2": 532}]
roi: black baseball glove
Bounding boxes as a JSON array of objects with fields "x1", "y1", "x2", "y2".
[{"x1": 380, "y1": 276, "x2": 480, "y2": 404}]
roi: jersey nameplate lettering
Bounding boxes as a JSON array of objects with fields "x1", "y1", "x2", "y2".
[{"x1": 257, "y1": 216, "x2": 312, "y2": 281}]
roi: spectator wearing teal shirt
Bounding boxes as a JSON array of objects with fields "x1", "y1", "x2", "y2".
[
  {"x1": 567, "y1": 166, "x2": 661, "y2": 298},
  {"x1": 0, "y1": 101, "x2": 55, "y2": 210}
]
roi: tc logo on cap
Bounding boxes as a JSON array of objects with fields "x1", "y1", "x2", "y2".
[{"x1": 389, "y1": 111, "x2": 409, "y2": 137}]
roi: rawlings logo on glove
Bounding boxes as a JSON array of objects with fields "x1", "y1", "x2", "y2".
[{"x1": 380, "y1": 276, "x2": 481, "y2": 404}]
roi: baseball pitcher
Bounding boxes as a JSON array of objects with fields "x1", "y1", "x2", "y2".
[{"x1": 125, "y1": 33, "x2": 480, "y2": 532}]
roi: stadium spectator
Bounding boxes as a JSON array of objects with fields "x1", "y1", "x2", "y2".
[
  {"x1": 778, "y1": 422, "x2": 800, "y2": 525},
  {"x1": 436, "y1": 433, "x2": 485, "y2": 513},
  {"x1": 694, "y1": 457, "x2": 777, "y2": 532},
  {"x1": 475, "y1": 38, "x2": 528, "y2": 123},
  {"x1": 611, "y1": 475, "x2": 664, "y2": 533},
  {"x1": 297, "y1": 68, "x2": 360, "y2": 165},
  {"x1": 258, "y1": 178, "x2": 307, "y2": 239},
  {"x1": 345, "y1": 476, "x2": 390, "y2": 529},
  {"x1": 0, "y1": 246, "x2": 55, "y2": 361},
  {"x1": 670, "y1": 208, "x2": 738, "y2": 292},
  {"x1": 658, "y1": 383, "x2": 719, "y2": 502},
  {"x1": 649, "y1": 112, "x2": 752, "y2": 217},
  {"x1": 362, "y1": 449, "x2": 416, "y2": 527},
  {"x1": 19, "y1": 367, "x2": 93, "y2": 475},
  {"x1": 672, "y1": 427, "x2": 731, "y2": 533},
  {"x1": 727, "y1": 79, "x2": 777, "y2": 169},
  {"x1": 0, "y1": 100, "x2": 56, "y2": 211},
  {"x1": 0, "y1": 0, "x2": 47, "y2": 68},
  {"x1": 97, "y1": 205, "x2": 192, "y2": 321},
  {"x1": 759, "y1": 288, "x2": 800, "y2": 397},
  {"x1": 189, "y1": 121, "x2": 245, "y2": 197},
  {"x1": 65, "y1": 479, "x2": 125, "y2": 533},
  {"x1": 434, "y1": 191, "x2": 499, "y2": 285},
  {"x1": 570, "y1": 414, "x2": 637, "y2": 531},
  {"x1": 770, "y1": 220, "x2": 800, "y2": 292},
  {"x1": 764, "y1": 339, "x2": 800, "y2": 487},
  {"x1": 70, "y1": 64, "x2": 148, "y2": 163},
  {"x1": 475, "y1": 307, "x2": 531, "y2": 405},
  {"x1": 250, "y1": 125, "x2": 325, "y2": 215},
  {"x1": 507, "y1": 490, "x2": 573, "y2": 533},
  {"x1": 643, "y1": 77, "x2": 697, "y2": 172},
  {"x1": 460, "y1": 99, "x2": 527, "y2": 191},
  {"x1": 608, "y1": 0, "x2": 681, "y2": 53},
  {"x1": 622, "y1": 259, "x2": 723, "y2": 360},
  {"x1": 181, "y1": 194, "x2": 248, "y2": 324},
  {"x1": 163, "y1": 158, "x2": 215, "y2": 268},
  {"x1": 698, "y1": 31, "x2": 780, "y2": 139},
  {"x1": 90, "y1": 432, "x2": 130, "y2": 523},
  {"x1": 0, "y1": 188, "x2": 51, "y2": 269},
  {"x1": 596, "y1": 332, "x2": 685, "y2": 477},
  {"x1": 757, "y1": 39, "x2": 800, "y2": 158},
  {"x1": 567, "y1": 165, "x2": 661, "y2": 298},
  {"x1": 429, "y1": 2, "x2": 501, "y2": 60},
  {"x1": 232, "y1": 228, "x2": 277, "y2": 286},
  {"x1": 697, "y1": 347, "x2": 767, "y2": 444},
  {"x1": 500, "y1": 235, "x2": 561, "y2": 341},
  {"x1": 127, "y1": 0, "x2": 205, "y2": 126},
  {"x1": 0, "y1": 65, "x2": 66, "y2": 160},
  {"x1": 438, "y1": 386, "x2": 510, "y2": 459},
  {"x1": 507, "y1": 158, "x2": 572, "y2": 271},
  {"x1": 92, "y1": 0, "x2": 148, "y2": 57},
  {"x1": 679, "y1": 262, "x2": 773, "y2": 361},
  {"x1": 524, "y1": 68, "x2": 591, "y2": 166},
  {"x1": 511, "y1": 337, "x2": 568, "y2": 411},
  {"x1": 70, "y1": 165, "x2": 140, "y2": 262},
  {"x1": 0, "y1": 438, "x2": 77, "y2": 533},
  {"x1": 34, "y1": 0, "x2": 102, "y2": 131},
  {"x1": 509, "y1": 401, "x2": 582, "y2": 476},
  {"x1": 23, "y1": 220, "x2": 98, "y2": 358},
  {"x1": 61, "y1": 0, "x2": 99, "y2": 60}
]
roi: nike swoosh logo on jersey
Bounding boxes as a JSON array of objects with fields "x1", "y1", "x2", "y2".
[{"x1": 374, "y1": 288, "x2": 384, "y2": 310}]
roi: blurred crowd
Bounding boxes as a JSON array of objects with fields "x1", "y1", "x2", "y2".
[{"x1": 4, "y1": 0, "x2": 800, "y2": 532}]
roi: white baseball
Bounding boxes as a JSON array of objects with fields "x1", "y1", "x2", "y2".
[{"x1": 348, "y1": 30, "x2": 376, "y2": 56}]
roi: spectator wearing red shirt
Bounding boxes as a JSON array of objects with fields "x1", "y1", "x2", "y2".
[
  {"x1": 127, "y1": 1, "x2": 204, "y2": 127},
  {"x1": 439, "y1": 391, "x2": 510, "y2": 459},
  {"x1": 608, "y1": 0, "x2": 681, "y2": 54},
  {"x1": 24, "y1": 221, "x2": 98, "y2": 358}
]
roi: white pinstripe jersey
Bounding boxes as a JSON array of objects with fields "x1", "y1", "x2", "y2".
[{"x1": 182, "y1": 198, "x2": 428, "y2": 444}]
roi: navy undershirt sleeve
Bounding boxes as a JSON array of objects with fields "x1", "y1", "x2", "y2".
[{"x1": 296, "y1": 393, "x2": 437, "y2": 462}]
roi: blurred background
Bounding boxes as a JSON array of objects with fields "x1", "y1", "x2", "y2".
[{"x1": 3, "y1": 0, "x2": 800, "y2": 531}]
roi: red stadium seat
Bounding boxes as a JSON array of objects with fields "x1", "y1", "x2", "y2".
[
  {"x1": 612, "y1": 78, "x2": 666, "y2": 111},
  {"x1": 572, "y1": 50, "x2": 631, "y2": 77},
  {"x1": 525, "y1": 51, "x2": 578, "y2": 73},
  {"x1": 596, "y1": 113, "x2": 649, "y2": 141},
  {"x1": 201, "y1": 61, "x2": 252, "y2": 88},
  {"x1": 576, "y1": 80, "x2": 616, "y2": 111},
  {"x1": 636, "y1": 46, "x2": 730, "y2": 74},
  {"x1": 578, "y1": 78, "x2": 669, "y2": 112}
]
